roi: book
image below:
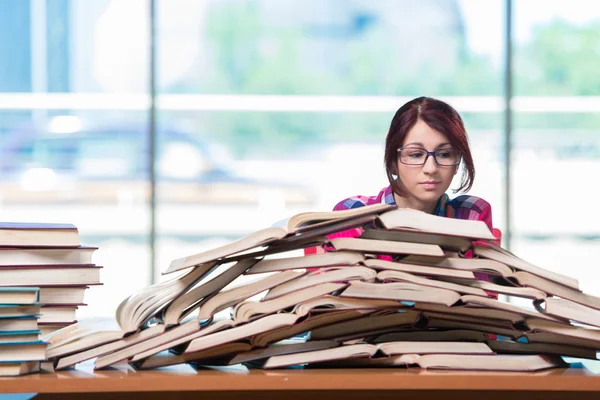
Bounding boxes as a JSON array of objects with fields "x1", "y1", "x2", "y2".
[
  {"x1": 441, "y1": 277, "x2": 547, "y2": 300},
  {"x1": 486, "y1": 339, "x2": 598, "y2": 360},
  {"x1": 234, "y1": 282, "x2": 349, "y2": 324},
  {"x1": 312, "y1": 353, "x2": 566, "y2": 372},
  {"x1": 263, "y1": 267, "x2": 376, "y2": 301},
  {"x1": 0, "y1": 222, "x2": 79, "y2": 247},
  {"x1": 458, "y1": 295, "x2": 561, "y2": 323},
  {"x1": 505, "y1": 272, "x2": 600, "y2": 311},
  {"x1": 328, "y1": 237, "x2": 444, "y2": 257},
  {"x1": 116, "y1": 261, "x2": 221, "y2": 333},
  {"x1": 399, "y1": 255, "x2": 516, "y2": 277},
  {"x1": 0, "y1": 287, "x2": 40, "y2": 304},
  {"x1": 0, "y1": 341, "x2": 47, "y2": 362},
  {"x1": 474, "y1": 245, "x2": 579, "y2": 290},
  {"x1": 44, "y1": 318, "x2": 124, "y2": 353},
  {"x1": 309, "y1": 310, "x2": 419, "y2": 341},
  {"x1": 0, "y1": 331, "x2": 40, "y2": 343},
  {"x1": 249, "y1": 310, "x2": 370, "y2": 348},
  {"x1": 165, "y1": 204, "x2": 394, "y2": 275},
  {"x1": 340, "y1": 281, "x2": 462, "y2": 307},
  {"x1": 291, "y1": 295, "x2": 403, "y2": 316},
  {"x1": 364, "y1": 258, "x2": 477, "y2": 280},
  {"x1": 375, "y1": 270, "x2": 488, "y2": 297},
  {"x1": 361, "y1": 228, "x2": 473, "y2": 252},
  {"x1": 525, "y1": 318, "x2": 600, "y2": 348},
  {"x1": 0, "y1": 361, "x2": 40, "y2": 376},
  {"x1": 397, "y1": 353, "x2": 568, "y2": 371},
  {"x1": 186, "y1": 271, "x2": 305, "y2": 325},
  {"x1": 420, "y1": 310, "x2": 520, "y2": 330},
  {"x1": 39, "y1": 306, "x2": 78, "y2": 324},
  {"x1": 161, "y1": 258, "x2": 260, "y2": 326},
  {"x1": 133, "y1": 342, "x2": 255, "y2": 369},
  {"x1": 125, "y1": 319, "x2": 236, "y2": 366},
  {"x1": 246, "y1": 251, "x2": 365, "y2": 275},
  {"x1": 280, "y1": 203, "x2": 395, "y2": 233},
  {"x1": 54, "y1": 324, "x2": 166, "y2": 370},
  {"x1": 536, "y1": 297, "x2": 600, "y2": 328},
  {"x1": 0, "y1": 305, "x2": 41, "y2": 319},
  {"x1": 260, "y1": 341, "x2": 494, "y2": 369},
  {"x1": 522, "y1": 330, "x2": 600, "y2": 350},
  {"x1": 0, "y1": 265, "x2": 100, "y2": 286},
  {"x1": 0, "y1": 317, "x2": 39, "y2": 332},
  {"x1": 182, "y1": 313, "x2": 301, "y2": 356},
  {"x1": 411, "y1": 302, "x2": 535, "y2": 325},
  {"x1": 0, "y1": 246, "x2": 96, "y2": 265},
  {"x1": 227, "y1": 339, "x2": 340, "y2": 366},
  {"x1": 94, "y1": 319, "x2": 206, "y2": 369},
  {"x1": 422, "y1": 316, "x2": 523, "y2": 339},
  {"x1": 39, "y1": 286, "x2": 87, "y2": 305},
  {"x1": 368, "y1": 329, "x2": 489, "y2": 344},
  {"x1": 375, "y1": 208, "x2": 496, "y2": 240}
]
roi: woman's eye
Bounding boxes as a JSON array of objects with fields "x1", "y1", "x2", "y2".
[
  {"x1": 408, "y1": 151, "x2": 425, "y2": 158},
  {"x1": 437, "y1": 150, "x2": 456, "y2": 159}
]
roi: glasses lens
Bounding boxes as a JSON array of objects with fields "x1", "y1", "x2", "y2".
[
  {"x1": 399, "y1": 148, "x2": 427, "y2": 165},
  {"x1": 434, "y1": 149, "x2": 460, "y2": 166}
]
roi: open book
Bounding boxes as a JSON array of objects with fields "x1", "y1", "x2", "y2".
[
  {"x1": 361, "y1": 228, "x2": 473, "y2": 252},
  {"x1": 246, "y1": 251, "x2": 365, "y2": 274},
  {"x1": 328, "y1": 237, "x2": 444, "y2": 257},
  {"x1": 116, "y1": 261, "x2": 222, "y2": 333},
  {"x1": 165, "y1": 203, "x2": 394, "y2": 274},
  {"x1": 160, "y1": 258, "x2": 260, "y2": 326},
  {"x1": 474, "y1": 245, "x2": 579, "y2": 290},
  {"x1": 375, "y1": 208, "x2": 496, "y2": 240},
  {"x1": 263, "y1": 267, "x2": 376, "y2": 301},
  {"x1": 259, "y1": 341, "x2": 494, "y2": 369},
  {"x1": 340, "y1": 281, "x2": 462, "y2": 307},
  {"x1": 311, "y1": 353, "x2": 567, "y2": 372}
]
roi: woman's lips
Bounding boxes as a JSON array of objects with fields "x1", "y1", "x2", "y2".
[{"x1": 420, "y1": 182, "x2": 440, "y2": 190}]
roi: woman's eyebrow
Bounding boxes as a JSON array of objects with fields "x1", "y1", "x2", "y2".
[
  {"x1": 403, "y1": 142, "x2": 452, "y2": 149},
  {"x1": 403, "y1": 142, "x2": 424, "y2": 147}
]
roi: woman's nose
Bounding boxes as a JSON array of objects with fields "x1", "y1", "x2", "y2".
[{"x1": 422, "y1": 154, "x2": 439, "y2": 172}]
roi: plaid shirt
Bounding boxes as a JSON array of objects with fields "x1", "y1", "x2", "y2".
[
  {"x1": 307, "y1": 185, "x2": 498, "y2": 301},
  {"x1": 308, "y1": 185, "x2": 495, "y2": 252},
  {"x1": 334, "y1": 185, "x2": 493, "y2": 232}
]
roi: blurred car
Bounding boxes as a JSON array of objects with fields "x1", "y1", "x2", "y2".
[{"x1": 0, "y1": 116, "x2": 315, "y2": 208}]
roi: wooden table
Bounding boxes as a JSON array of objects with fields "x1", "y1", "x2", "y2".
[{"x1": 1, "y1": 363, "x2": 600, "y2": 400}]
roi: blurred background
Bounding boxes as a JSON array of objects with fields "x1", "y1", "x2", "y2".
[{"x1": 0, "y1": 0, "x2": 599, "y2": 317}]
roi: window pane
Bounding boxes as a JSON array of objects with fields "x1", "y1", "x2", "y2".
[
  {"x1": 156, "y1": 0, "x2": 506, "y2": 279},
  {"x1": 0, "y1": 0, "x2": 151, "y2": 318},
  {"x1": 513, "y1": 0, "x2": 600, "y2": 293}
]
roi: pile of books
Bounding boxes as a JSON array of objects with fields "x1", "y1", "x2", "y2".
[
  {"x1": 0, "y1": 287, "x2": 46, "y2": 376},
  {"x1": 0, "y1": 222, "x2": 100, "y2": 376},
  {"x1": 46, "y1": 205, "x2": 600, "y2": 372}
]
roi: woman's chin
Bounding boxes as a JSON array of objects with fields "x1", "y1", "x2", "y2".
[{"x1": 416, "y1": 190, "x2": 443, "y2": 203}]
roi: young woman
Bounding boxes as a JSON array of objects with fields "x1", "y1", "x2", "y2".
[
  {"x1": 305, "y1": 96, "x2": 497, "y2": 263},
  {"x1": 333, "y1": 96, "x2": 494, "y2": 236}
]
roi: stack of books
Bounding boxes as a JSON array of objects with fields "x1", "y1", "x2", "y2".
[
  {"x1": 0, "y1": 223, "x2": 100, "y2": 336},
  {"x1": 45, "y1": 205, "x2": 600, "y2": 372},
  {"x1": 0, "y1": 287, "x2": 46, "y2": 376}
]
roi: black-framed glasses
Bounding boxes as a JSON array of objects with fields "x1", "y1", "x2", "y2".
[{"x1": 397, "y1": 147, "x2": 461, "y2": 166}]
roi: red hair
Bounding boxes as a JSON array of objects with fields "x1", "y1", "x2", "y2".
[{"x1": 384, "y1": 97, "x2": 475, "y2": 197}]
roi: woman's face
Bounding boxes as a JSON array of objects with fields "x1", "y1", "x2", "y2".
[{"x1": 396, "y1": 119, "x2": 459, "y2": 206}]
